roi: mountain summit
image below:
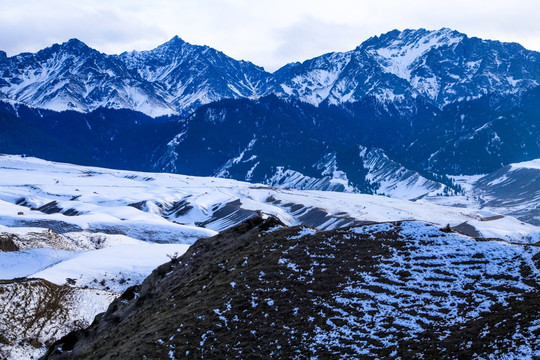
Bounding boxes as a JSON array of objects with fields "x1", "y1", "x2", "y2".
[
  {"x1": 0, "y1": 36, "x2": 272, "y2": 117},
  {"x1": 118, "y1": 36, "x2": 273, "y2": 114},
  {"x1": 273, "y1": 28, "x2": 540, "y2": 107}
]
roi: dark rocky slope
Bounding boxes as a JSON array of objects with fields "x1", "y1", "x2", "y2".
[{"x1": 42, "y1": 218, "x2": 540, "y2": 359}]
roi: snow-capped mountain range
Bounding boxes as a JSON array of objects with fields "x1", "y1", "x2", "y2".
[
  {"x1": 1, "y1": 28, "x2": 539, "y2": 359},
  {"x1": 0, "y1": 36, "x2": 271, "y2": 117},
  {"x1": 1, "y1": 28, "x2": 540, "y2": 116}
]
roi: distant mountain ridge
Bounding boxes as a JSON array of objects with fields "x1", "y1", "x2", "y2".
[
  {"x1": 0, "y1": 36, "x2": 271, "y2": 117},
  {"x1": 1, "y1": 28, "x2": 540, "y2": 116},
  {"x1": 2, "y1": 89, "x2": 538, "y2": 204}
]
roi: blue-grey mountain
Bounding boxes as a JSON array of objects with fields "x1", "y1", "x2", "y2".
[{"x1": 0, "y1": 28, "x2": 539, "y2": 211}]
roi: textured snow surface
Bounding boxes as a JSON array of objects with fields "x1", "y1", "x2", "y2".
[
  {"x1": 0, "y1": 243, "x2": 190, "y2": 293},
  {"x1": 0, "y1": 155, "x2": 537, "y2": 245},
  {"x1": 0, "y1": 155, "x2": 538, "y2": 359},
  {"x1": 368, "y1": 28, "x2": 463, "y2": 81},
  {"x1": 0, "y1": 248, "x2": 76, "y2": 280},
  {"x1": 308, "y1": 221, "x2": 540, "y2": 358},
  {"x1": 32, "y1": 243, "x2": 190, "y2": 292}
]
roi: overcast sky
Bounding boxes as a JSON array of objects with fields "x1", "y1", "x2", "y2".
[{"x1": 1, "y1": 0, "x2": 539, "y2": 71}]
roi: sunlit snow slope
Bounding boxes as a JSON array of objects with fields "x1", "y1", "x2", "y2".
[
  {"x1": 0, "y1": 155, "x2": 538, "y2": 359},
  {"x1": 1, "y1": 155, "x2": 537, "y2": 244}
]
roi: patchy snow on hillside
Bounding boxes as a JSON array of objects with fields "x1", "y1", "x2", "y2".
[
  {"x1": 0, "y1": 279, "x2": 117, "y2": 360},
  {"x1": 311, "y1": 221, "x2": 540, "y2": 357},
  {"x1": 31, "y1": 243, "x2": 190, "y2": 292}
]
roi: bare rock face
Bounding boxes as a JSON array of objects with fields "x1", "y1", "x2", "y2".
[
  {"x1": 41, "y1": 217, "x2": 540, "y2": 359},
  {"x1": 0, "y1": 234, "x2": 19, "y2": 251}
]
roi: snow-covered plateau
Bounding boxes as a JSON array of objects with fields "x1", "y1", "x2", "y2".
[{"x1": 0, "y1": 155, "x2": 538, "y2": 359}]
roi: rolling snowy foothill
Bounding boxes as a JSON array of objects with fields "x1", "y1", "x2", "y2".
[
  {"x1": 0, "y1": 157, "x2": 538, "y2": 359},
  {"x1": 0, "y1": 155, "x2": 538, "y2": 244}
]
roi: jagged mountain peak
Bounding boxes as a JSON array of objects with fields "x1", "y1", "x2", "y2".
[
  {"x1": 164, "y1": 34, "x2": 186, "y2": 46},
  {"x1": 358, "y1": 28, "x2": 465, "y2": 80},
  {"x1": 131, "y1": 35, "x2": 201, "y2": 57},
  {"x1": 47, "y1": 38, "x2": 96, "y2": 57},
  {"x1": 360, "y1": 27, "x2": 458, "y2": 46},
  {"x1": 272, "y1": 27, "x2": 540, "y2": 107},
  {"x1": 154, "y1": 36, "x2": 267, "y2": 73},
  {"x1": 117, "y1": 35, "x2": 272, "y2": 115},
  {"x1": 62, "y1": 38, "x2": 89, "y2": 48}
]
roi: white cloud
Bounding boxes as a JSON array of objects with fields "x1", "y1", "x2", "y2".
[{"x1": 0, "y1": 0, "x2": 539, "y2": 71}]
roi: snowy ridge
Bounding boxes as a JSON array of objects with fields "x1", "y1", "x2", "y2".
[
  {"x1": 0, "y1": 37, "x2": 271, "y2": 117},
  {"x1": 359, "y1": 146, "x2": 452, "y2": 199},
  {"x1": 510, "y1": 158, "x2": 540, "y2": 170},
  {"x1": 264, "y1": 166, "x2": 355, "y2": 193},
  {"x1": 367, "y1": 28, "x2": 463, "y2": 81},
  {"x1": 118, "y1": 36, "x2": 272, "y2": 116},
  {"x1": 276, "y1": 52, "x2": 352, "y2": 106},
  {"x1": 473, "y1": 160, "x2": 540, "y2": 225},
  {"x1": 0, "y1": 39, "x2": 175, "y2": 117},
  {"x1": 263, "y1": 153, "x2": 357, "y2": 193},
  {"x1": 273, "y1": 28, "x2": 540, "y2": 107},
  {"x1": 420, "y1": 159, "x2": 540, "y2": 226}
]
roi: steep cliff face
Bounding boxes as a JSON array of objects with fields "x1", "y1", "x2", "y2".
[{"x1": 42, "y1": 218, "x2": 540, "y2": 359}]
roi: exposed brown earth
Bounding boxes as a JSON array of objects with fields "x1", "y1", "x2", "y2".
[
  {"x1": 0, "y1": 279, "x2": 116, "y2": 359},
  {"x1": 41, "y1": 218, "x2": 540, "y2": 359}
]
